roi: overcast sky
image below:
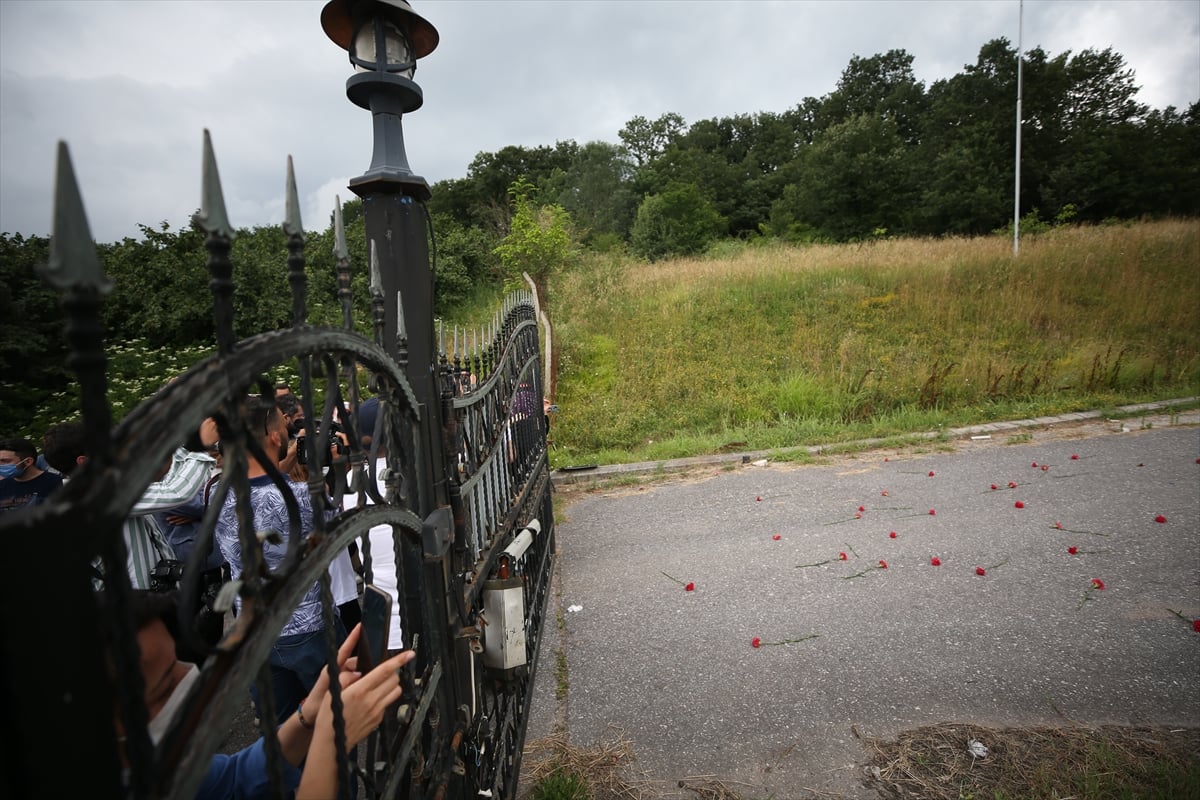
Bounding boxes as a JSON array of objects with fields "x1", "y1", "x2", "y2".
[{"x1": 1, "y1": 0, "x2": 1197, "y2": 243}]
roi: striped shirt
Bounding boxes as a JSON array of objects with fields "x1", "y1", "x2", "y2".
[{"x1": 100, "y1": 447, "x2": 216, "y2": 590}]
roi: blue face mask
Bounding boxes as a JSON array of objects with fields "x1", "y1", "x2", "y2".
[{"x1": 0, "y1": 463, "x2": 24, "y2": 479}]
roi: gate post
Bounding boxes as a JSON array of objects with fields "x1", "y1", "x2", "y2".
[{"x1": 321, "y1": 2, "x2": 467, "y2": 795}]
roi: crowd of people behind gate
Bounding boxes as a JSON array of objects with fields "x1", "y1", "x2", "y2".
[{"x1": 2, "y1": 387, "x2": 410, "y2": 799}]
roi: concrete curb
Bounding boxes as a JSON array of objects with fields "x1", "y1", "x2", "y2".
[{"x1": 549, "y1": 396, "x2": 1199, "y2": 487}]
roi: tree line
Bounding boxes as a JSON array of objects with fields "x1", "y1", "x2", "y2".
[
  {"x1": 430, "y1": 37, "x2": 1198, "y2": 259},
  {"x1": 3, "y1": 37, "x2": 1197, "y2": 437}
]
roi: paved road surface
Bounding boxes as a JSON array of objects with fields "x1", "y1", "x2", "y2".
[{"x1": 524, "y1": 416, "x2": 1200, "y2": 798}]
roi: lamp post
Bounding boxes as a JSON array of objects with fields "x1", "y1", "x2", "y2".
[{"x1": 321, "y1": 0, "x2": 445, "y2": 514}]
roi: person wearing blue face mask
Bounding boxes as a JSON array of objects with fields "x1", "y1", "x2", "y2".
[{"x1": 0, "y1": 437, "x2": 63, "y2": 513}]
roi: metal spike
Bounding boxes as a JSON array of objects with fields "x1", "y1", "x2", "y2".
[
  {"x1": 42, "y1": 141, "x2": 112, "y2": 293},
  {"x1": 192, "y1": 129, "x2": 236, "y2": 239},
  {"x1": 396, "y1": 291, "x2": 407, "y2": 340},
  {"x1": 333, "y1": 195, "x2": 349, "y2": 261},
  {"x1": 369, "y1": 240, "x2": 383, "y2": 299},
  {"x1": 283, "y1": 155, "x2": 304, "y2": 238}
]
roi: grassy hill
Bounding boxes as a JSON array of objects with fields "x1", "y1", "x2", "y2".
[{"x1": 547, "y1": 220, "x2": 1200, "y2": 467}]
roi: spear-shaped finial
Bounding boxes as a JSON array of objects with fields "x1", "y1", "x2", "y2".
[
  {"x1": 42, "y1": 141, "x2": 112, "y2": 294},
  {"x1": 333, "y1": 195, "x2": 349, "y2": 262},
  {"x1": 192, "y1": 129, "x2": 235, "y2": 239},
  {"x1": 283, "y1": 155, "x2": 304, "y2": 239}
]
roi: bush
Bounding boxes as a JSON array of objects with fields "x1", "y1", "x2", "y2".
[{"x1": 629, "y1": 183, "x2": 726, "y2": 260}]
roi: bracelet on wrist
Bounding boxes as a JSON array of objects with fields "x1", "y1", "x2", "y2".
[{"x1": 296, "y1": 703, "x2": 315, "y2": 731}]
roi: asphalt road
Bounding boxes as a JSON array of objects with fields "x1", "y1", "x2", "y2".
[{"x1": 526, "y1": 416, "x2": 1200, "y2": 798}]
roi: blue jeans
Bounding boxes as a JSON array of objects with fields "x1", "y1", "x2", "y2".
[{"x1": 253, "y1": 619, "x2": 347, "y2": 725}]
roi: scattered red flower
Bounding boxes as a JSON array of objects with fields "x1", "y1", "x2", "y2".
[
  {"x1": 1194, "y1": 620, "x2": 1200, "y2": 633},
  {"x1": 1138, "y1": 463, "x2": 1144, "y2": 467},
  {"x1": 884, "y1": 457, "x2": 890, "y2": 462},
  {"x1": 838, "y1": 552, "x2": 848, "y2": 561},
  {"x1": 1068, "y1": 546, "x2": 1078, "y2": 555},
  {"x1": 685, "y1": 582, "x2": 695, "y2": 592},
  {"x1": 928, "y1": 471, "x2": 935, "y2": 477},
  {"x1": 1055, "y1": 521, "x2": 1063, "y2": 529},
  {"x1": 878, "y1": 560, "x2": 888, "y2": 569},
  {"x1": 889, "y1": 531, "x2": 897, "y2": 539},
  {"x1": 1091, "y1": 578, "x2": 1105, "y2": 590},
  {"x1": 1196, "y1": 458, "x2": 1200, "y2": 464},
  {"x1": 756, "y1": 496, "x2": 761, "y2": 502},
  {"x1": 1155, "y1": 514, "x2": 1167, "y2": 524},
  {"x1": 1008, "y1": 481, "x2": 1018, "y2": 489},
  {"x1": 1041, "y1": 464, "x2": 1049, "y2": 472},
  {"x1": 881, "y1": 490, "x2": 889, "y2": 496},
  {"x1": 858, "y1": 505, "x2": 866, "y2": 512},
  {"x1": 930, "y1": 556, "x2": 941, "y2": 566},
  {"x1": 854, "y1": 512, "x2": 862, "y2": 519},
  {"x1": 990, "y1": 484, "x2": 999, "y2": 490},
  {"x1": 1014, "y1": 500, "x2": 1025, "y2": 509},
  {"x1": 752, "y1": 637, "x2": 761, "y2": 648},
  {"x1": 1031, "y1": 461, "x2": 1038, "y2": 468},
  {"x1": 1071, "y1": 454, "x2": 1080, "y2": 460},
  {"x1": 772, "y1": 534, "x2": 781, "y2": 541},
  {"x1": 975, "y1": 566, "x2": 986, "y2": 576},
  {"x1": 928, "y1": 509, "x2": 936, "y2": 516}
]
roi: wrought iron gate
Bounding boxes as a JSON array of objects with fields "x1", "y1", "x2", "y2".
[{"x1": 0, "y1": 132, "x2": 554, "y2": 799}]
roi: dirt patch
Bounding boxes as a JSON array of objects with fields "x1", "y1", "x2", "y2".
[{"x1": 864, "y1": 723, "x2": 1200, "y2": 799}]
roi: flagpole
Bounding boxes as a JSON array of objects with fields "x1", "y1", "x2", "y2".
[{"x1": 1013, "y1": 0, "x2": 1024, "y2": 256}]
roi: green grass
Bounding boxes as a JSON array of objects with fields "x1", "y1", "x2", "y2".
[
  {"x1": 526, "y1": 768, "x2": 590, "y2": 800},
  {"x1": 549, "y1": 220, "x2": 1200, "y2": 467}
]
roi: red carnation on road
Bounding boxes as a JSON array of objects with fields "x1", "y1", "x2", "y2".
[
  {"x1": 685, "y1": 582, "x2": 695, "y2": 592},
  {"x1": 928, "y1": 509, "x2": 936, "y2": 516},
  {"x1": 930, "y1": 556, "x2": 941, "y2": 566},
  {"x1": 858, "y1": 505, "x2": 865, "y2": 512},
  {"x1": 756, "y1": 495, "x2": 762, "y2": 502},
  {"x1": 1014, "y1": 500, "x2": 1025, "y2": 509},
  {"x1": 1194, "y1": 620, "x2": 1200, "y2": 633},
  {"x1": 1032, "y1": 461, "x2": 1038, "y2": 468},
  {"x1": 1155, "y1": 514, "x2": 1167, "y2": 524},
  {"x1": 1068, "y1": 546, "x2": 1078, "y2": 555},
  {"x1": 878, "y1": 560, "x2": 888, "y2": 569},
  {"x1": 1091, "y1": 578, "x2": 1106, "y2": 590},
  {"x1": 881, "y1": 490, "x2": 889, "y2": 496},
  {"x1": 1008, "y1": 481, "x2": 1017, "y2": 489},
  {"x1": 889, "y1": 531, "x2": 897, "y2": 539},
  {"x1": 838, "y1": 552, "x2": 848, "y2": 561},
  {"x1": 990, "y1": 484, "x2": 998, "y2": 490},
  {"x1": 1071, "y1": 454, "x2": 1080, "y2": 460},
  {"x1": 752, "y1": 637, "x2": 761, "y2": 648},
  {"x1": 975, "y1": 566, "x2": 986, "y2": 576},
  {"x1": 1041, "y1": 464, "x2": 1049, "y2": 472},
  {"x1": 772, "y1": 534, "x2": 781, "y2": 541},
  {"x1": 928, "y1": 471, "x2": 935, "y2": 477}
]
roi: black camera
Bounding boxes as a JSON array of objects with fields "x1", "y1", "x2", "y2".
[
  {"x1": 149, "y1": 559, "x2": 186, "y2": 592},
  {"x1": 296, "y1": 420, "x2": 348, "y2": 465}
]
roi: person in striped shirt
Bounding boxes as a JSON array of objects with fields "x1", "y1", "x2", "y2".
[{"x1": 42, "y1": 420, "x2": 215, "y2": 590}]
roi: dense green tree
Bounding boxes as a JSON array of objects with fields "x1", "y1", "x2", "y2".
[
  {"x1": 544, "y1": 141, "x2": 637, "y2": 244},
  {"x1": 772, "y1": 114, "x2": 917, "y2": 240},
  {"x1": 493, "y1": 181, "x2": 578, "y2": 302},
  {"x1": 618, "y1": 113, "x2": 686, "y2": 168},
  {"x1": 0, "y1": 233, "x2": 69, "y2": 437},
  {"x1": 629, "y1": 183, "x2": 726, "y2": 260}
]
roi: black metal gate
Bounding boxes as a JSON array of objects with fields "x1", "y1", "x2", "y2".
[{"x1": 0, "y1": 125, "x2": 553, "y2": 798}]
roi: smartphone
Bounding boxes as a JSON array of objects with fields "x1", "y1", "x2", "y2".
[{"x1": 358, "y1": 584, "x2": 393, "y2": 673}]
